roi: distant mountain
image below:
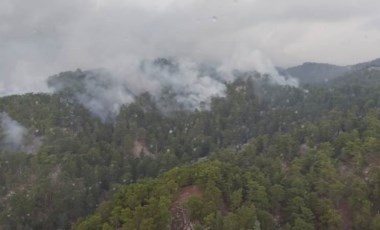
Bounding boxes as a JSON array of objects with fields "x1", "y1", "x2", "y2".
[
  {"x1": 350, "y1": 58, "x2": 380, "y2": 71},
  {"x1": 284, "y1": 57, "x2": 380, "y2": 84}
]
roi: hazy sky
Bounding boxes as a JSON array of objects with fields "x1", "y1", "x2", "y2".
[{"x1": 1, "y1": 0, "x2": 380, "y2": 95}]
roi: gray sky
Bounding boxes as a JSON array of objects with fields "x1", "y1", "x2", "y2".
[{"x1": 1, "y1": 0, "x2": 380, "y2": 95}]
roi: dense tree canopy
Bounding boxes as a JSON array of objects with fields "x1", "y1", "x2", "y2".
[{"x1": 1, "y1": 69, "x2": 380, "y2": 229}]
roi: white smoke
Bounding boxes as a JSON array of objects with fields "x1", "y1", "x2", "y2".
[
  {"x1": 1, "y1": 0, "x2": 311, "y2": 121},
  {"x1": 0, "y1": 112, "x2": 42, "y2": 153},
  {"x1": 46, "y1": 69, "x2": 135, "y2": 121},
  {"x1": 76, "y1": 72, "x2": 135, "y2": 121},
  {"x1": 219, "y1": 49, "x2": 299, "y2": 87},
  {"x1": 0, "y1": 112, "x2": 27, "y2": 152},
  {"x1": 47, "y1": 52, "x2": 300, "y2": 121},
  {"x1": 1, "y1": 0, "x2": 380, "y2": 99},
  {"x1": 138, "y1": 58, "x2": 226, "y2": 111},
  {"x1": 48, "y1": 58, "x2": 228, "y2": 119}
]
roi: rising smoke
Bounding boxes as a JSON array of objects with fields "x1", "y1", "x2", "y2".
[
  {"x1": 47, "y1": 58, "x2": 226, "y2": 120},
  {"x1": 48, "y1": 69, "x2": 135, "y2": 121},
  {"x1": 219, "y1": 50, "x2": 299, "y2": 87},
  {"x1": 138, "y1": 58, "x2": 226, "y2": 111},
  {"x1": 0, "y1": 112, "x2": 41, "y2": 153},
  {"x1": 47, "y1": 55, "x2": 298, "y2": 121},
  {"x1": 0, "y1": 112, "x2": 26, "y2": 152},
  {"x1": 2, "y1": 0, "x2": 311, "y2": 121},
  {"x1": 3, "y1": 0, "x2": 362, "y2": 98}
]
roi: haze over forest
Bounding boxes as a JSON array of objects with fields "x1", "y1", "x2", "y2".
[
  {"x1": 2, "y1": 0, "x2": 380, "y2": 95},
  {"x1": 2, "y1": 1, "x2": 380, "y2": 230}
]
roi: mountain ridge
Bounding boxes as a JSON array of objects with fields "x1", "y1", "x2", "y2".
[{"x1": 283, "y1": 57, "x2": 380, "y2": 84}]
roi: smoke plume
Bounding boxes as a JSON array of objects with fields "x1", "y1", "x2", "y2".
[
  {"x1": 0, "y1": 112, "x2": 41, "y2": 153},
  {"x1": 0, "y1": 112, "x2": 27, "y2": 152},
  {"x1": 46, "y1": 51, "x2": 302, "y2": 121}
]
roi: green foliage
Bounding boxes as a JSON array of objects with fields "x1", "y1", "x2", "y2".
[{"x1": 2, "y1": 70, "x2": 380, "y2": 229}]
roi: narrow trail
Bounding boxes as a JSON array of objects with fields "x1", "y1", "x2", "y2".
[{"x1": 170, "y1": 185, "x2": 203, "y2": 230}]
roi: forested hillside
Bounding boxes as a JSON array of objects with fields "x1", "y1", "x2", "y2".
[
  {"x1": 1, "y1": 68, "x2": 380, "y2": 229},
  {"x1": 283, "y1": 58, "x2": 380, "y2": 85}
]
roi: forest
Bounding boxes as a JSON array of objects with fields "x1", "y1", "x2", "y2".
[{"x1": 1, "y1": 66, "x2": 380, "y2": 229}]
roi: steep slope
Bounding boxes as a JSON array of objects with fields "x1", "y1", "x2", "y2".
[{"x1": 3, "y1": 68, "x2": 380, "y2": 229}]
